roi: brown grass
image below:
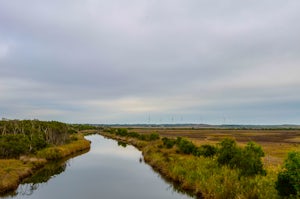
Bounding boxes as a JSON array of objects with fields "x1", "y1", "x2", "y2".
[{"x1": 122, "y1": 127, "x2": 300, "y2": 166}]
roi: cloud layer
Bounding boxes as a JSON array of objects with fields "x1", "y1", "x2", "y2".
[{"x1": 1, "y1": 1, "x2": 300, "y2": 124}]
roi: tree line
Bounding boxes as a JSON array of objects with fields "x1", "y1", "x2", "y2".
[{"x1": 0, "y1": 120, "x2": 83, "y2": 158}]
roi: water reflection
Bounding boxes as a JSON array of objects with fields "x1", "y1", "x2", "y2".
[
  {"x1": 117, "y1": 141, "x2": 127, "y2": 147},
  {"x1": 2, "y1": 135, "x2": 194, "y2": 199},
  {"x1": 2, "y1": 149, "x2": 89, "y2": 198}
]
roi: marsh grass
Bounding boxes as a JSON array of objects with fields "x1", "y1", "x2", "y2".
[
  {"x1": 0, "y1": 134, "x2": 90, "y2": 194},
  {"x1": 36, "y1": 135, "x2": 90, "y2": 160},
  {"x1": 0, "y1": 159, "x2": 45, "y2": 195},
  {"x1": 102, "y1": 131, "x2": 283, "y2": 199}
]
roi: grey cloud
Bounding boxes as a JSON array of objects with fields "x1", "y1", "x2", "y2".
[{"x1": 0, "y1": 1, "x2": 299, "y2": 124}]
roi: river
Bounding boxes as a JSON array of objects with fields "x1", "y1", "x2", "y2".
[{"x1": 2, "y1": 134, "x2": 194, "y2": 199}]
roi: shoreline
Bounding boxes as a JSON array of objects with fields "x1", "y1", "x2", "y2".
[
  {"x1": 99, "y1": 131, "x2": 280, "y2": 199},
  {"x1": 99, "y1": 132, "x2": 203, "y2": 198},
  {"x1": 0, "y1": 135, "x2": 91, "y2": 195}
]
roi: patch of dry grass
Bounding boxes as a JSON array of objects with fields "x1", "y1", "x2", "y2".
[{"x1": 127, "y1": 127, "x2": 300, "y2": 167}]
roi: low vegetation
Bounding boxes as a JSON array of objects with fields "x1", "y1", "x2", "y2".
[{"x1": 102, "y1": 128, "x2": 300, "y2": 199}]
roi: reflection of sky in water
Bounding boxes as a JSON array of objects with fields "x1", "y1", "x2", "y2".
[
  {"x1": 86, "y1": 135, "x2": 141, "y2": 159},
  {"x1": 4, "y1": 135, "x2": 193, "y2": 199}
]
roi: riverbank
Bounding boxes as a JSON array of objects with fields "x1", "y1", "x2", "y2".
[
  {"x1": 0, "y1": 134, "x2": 91, "y2": 195},
  {"x1": 100, "y1": 131, "x2": 280, "y2": 199}
]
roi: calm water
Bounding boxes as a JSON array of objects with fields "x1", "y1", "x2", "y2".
[{"x1": 3, "y1": 135, "x2": 194, "y2": 199}]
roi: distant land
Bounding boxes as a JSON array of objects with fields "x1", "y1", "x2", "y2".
[{"x1": 88, "y1": 123, "x2": 300, "y2": 130}]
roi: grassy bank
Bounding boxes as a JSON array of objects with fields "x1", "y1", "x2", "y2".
[
  {"x1": 100, "y1": 131, "x2": 281, "y2": 199},
  {"x1": 0, "y1": 135, "x2": 90, "y2": 195}
]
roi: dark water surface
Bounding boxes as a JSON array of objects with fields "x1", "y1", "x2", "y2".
[{"x1": 3, "y1": 135, "x2": 193, "y2": 199}]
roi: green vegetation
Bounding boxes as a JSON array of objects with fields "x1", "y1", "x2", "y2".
[
  {"x1": 217, "y1": 139, "x2": 265, "y2": 176},
  {"x1": 0, "y1": 120, "x2": 77, "y2": 158},
  {"x1": 101, "y1": 128, "x2": 287, "y2": 198},
  {"x1": 276, "y1": 151, "x2": 300, "y2": 197},
  {"x1": 0, "y1": 119, "x2": 92, "y2": 195},
  {"x1": 105, "y1": 128, "x2": 160, "y2": 141}
]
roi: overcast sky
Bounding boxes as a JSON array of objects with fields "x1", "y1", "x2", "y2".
[{"x1": 0, "y1": 1, "x2": 300, "y2": 124}]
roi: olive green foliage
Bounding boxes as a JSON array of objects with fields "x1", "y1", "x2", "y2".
[
  {"x1": 162, "y1": 137, "x2": 176, "y2": 148},
  {"x1": 238, "y1": 142, "x2": 266, "y2": 176},
  {"x1": 198, "y1": 144, "x2": 217, "y2": 157},
  {"x1": 176, "y1": 137, "x2": 198, "y2": 155},
  {"x1": 161, "y1": 137, "x2": 217, "y2": 157},
  {"x1": 70, "y1": 124, "x2": 97, "y2": 131},
  {"x1": 0, "y1": 120, "x2": 77, "y2": 158},
  {"x1": 161, "y1": 137, "x2": 265, "y2": 176},
  {"x1": 276, "y1": 151, "x2": 300, "y2": 197},
  {"x1": 0, "y1": 135, "x2": 30, "y2": 158},
  {"x1": 217, "y1": 138, "x2": 239, "y2": 165},
  {"x1": 217, "y1": 139, "x2": 265, "y2": 176},
  {"x1": 107, "y1": 128, "x2": 160, "y2": 141}
]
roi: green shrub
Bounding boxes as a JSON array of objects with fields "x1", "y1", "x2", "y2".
[
  {"x1": 217, "y1": 139, "x2": 265, "y2": 176},
  {"x1": 176, "y1": 138, "x2": 197, "y2": 155},
  {"x1": 276, "y1": 151, "x2": 300, "y2": 197},
  {"x1": 217, "y1": 138, "x2": 239, "y2": 166},
  {"x1": 0, "y1": 134, "x2": 30, "y2": 158},
  {"x1": 198, "y1": 144, "x2": 217, "y2": 157},
  {"x1": 162, "y1": 137, "x2": 176, "y2": 148},
  {"x1": 238, "y1": 142, "x2": 265, "y2": 176},
  {"x1": 149, "y1": 133, "x2": 160, "y2": 141},
  {"x1": 128, "y1": 132, "x2": 140, "y2": 138},
  {"x1": 139, "y1": 134, "x2": 147, "y2": 141},
  {"x1": 116, "y1": 128, "x2": 128, "y2": 136}
]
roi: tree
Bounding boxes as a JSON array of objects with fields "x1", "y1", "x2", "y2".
[
  {"x1": 276, "y1": 151, "x2": 300, "y2": 197},
  {"x1": 237, "y1": 142, "x2": 265, "y2": 176},
  {"x1": 217, "y1": 139, "x2": 265, "y2": 176},
  {"x1": 198, "y1": 144, "x2": 217, "y2": 157},
  {"x1": 217, "y1": 138, "x2": 239, "y2": 166}
]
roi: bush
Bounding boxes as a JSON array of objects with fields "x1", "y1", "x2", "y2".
[
  {"x1": 176, "y1": 138, "x2": 197, "y2": 155},
  {"x1": 149, "y1": 133, "x2": 160, "y2": 141},
  {"x1": 217, "y1": 138, "x2": 239, "y2": 166},
  {"x1": 116, "y1": 128, "x2": 128, "y2": 136},
  {"x1": 0, "y1": 135, "x2": 30, "y2": 158},
  {"x1": 217, "y1": 139, "x2": 265, "y2": 176},
  {"x1": 198, "y1": 144, "x2": 217, "y2": 157},
  {"x1": 162, "y1": 137, "x2": 177, "y2": 149},
  {"x1": 276, "y1": 151, "x2": 300, "y2": 197},
  {"x1": 239, "y1": 142, "x2": 265, "y2": 176},
  {"x1": 128, "y1": 132, "x2": 140, "y2": 138}
]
